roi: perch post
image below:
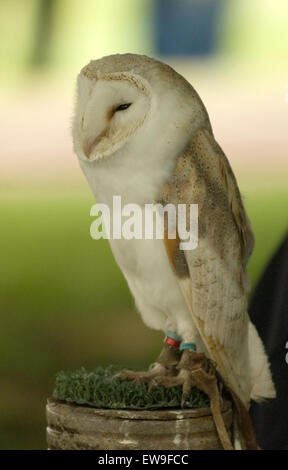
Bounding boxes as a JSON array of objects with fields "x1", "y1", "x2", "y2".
[{"x1": 46, "y1": 399, "x2": 233, "y2": 450}]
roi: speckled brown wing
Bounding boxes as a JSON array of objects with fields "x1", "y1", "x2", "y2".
[{"x1": 159, "y1": 128, "x2": 255, "y2": 406}]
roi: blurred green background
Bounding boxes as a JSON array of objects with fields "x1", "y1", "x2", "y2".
[{"x1": 0, "y1": 0, "x2": 287, "y2": 449}]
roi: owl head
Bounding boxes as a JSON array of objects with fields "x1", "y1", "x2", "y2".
[{"x1": 72, "y1": 54, "x2": 208, "y2": 163}]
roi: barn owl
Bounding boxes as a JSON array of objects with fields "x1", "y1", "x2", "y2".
[{"x1": 72, "y1": 54, "x2": 275, "y2": 449}]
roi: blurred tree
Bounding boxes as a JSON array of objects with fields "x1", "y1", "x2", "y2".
[
  {"x1": 221, "y1": 0, "x2": 288, "y2": 63},
  {"x1": 30, "y1": 0, "x2": 57, "y2": 67}
]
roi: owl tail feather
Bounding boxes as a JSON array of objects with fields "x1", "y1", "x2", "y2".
[
  {"x1": 229, "y1": 390, "x2": 259, "y2": 450},
  {"x1": 248, "y1": 322, "x2": 276, "y2": 402}
]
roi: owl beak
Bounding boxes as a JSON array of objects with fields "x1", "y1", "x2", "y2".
[
  {"x1": 83, "y1": 140, "x2": 94, "y2": 159},
  {"x1": 83, "y1": 128, "x2": 107, "y2": 159}
]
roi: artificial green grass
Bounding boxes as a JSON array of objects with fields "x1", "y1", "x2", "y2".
[{"x1": 53, "y1": 366, "x2": 210, "y2": 410}]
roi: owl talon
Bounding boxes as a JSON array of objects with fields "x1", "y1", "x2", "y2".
[
  {"x1": 181, "y1": 395, "x2": 188, "y2": 408},
  {"x1": 175, "y1": 350, "x2": 234, "y2": 450},
  {"x1": 115, "y1": 369, "x2": 157, "y2": 383},
  {"x1": 116, "y1": 363, "x2": 177, "y2": 385},
  {"x1": 146, "y1": 375, "x2": 177, "y2": 392},
  {"x1": 148, "y1": 378, "x2": 158, "y2": 392}
]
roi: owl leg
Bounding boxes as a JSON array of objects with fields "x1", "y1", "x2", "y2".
[
  {"x1": 116, "y1": 331, "x2": 181, "y2": 384},
  {"x1": 149, "y1": 348, "x2": 234, "y2": 450},
  {"x1": 148, "y1": 348, "x2": 216, "y2": 405}
]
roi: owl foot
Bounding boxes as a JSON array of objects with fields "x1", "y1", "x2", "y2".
[
  {"x1": 115, "y1": 362, "x2": 177, "y2": 384},
  {"x1": 116, "y1": 342, "x2": 181, "y2": 384},
  {"x1": 149, "y1": 349, "x2": 234, "y2": 450}
]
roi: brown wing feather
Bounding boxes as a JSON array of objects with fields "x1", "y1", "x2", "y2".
[{"x1": 159, "y1": 128, "x2": 255, "y2": 405}]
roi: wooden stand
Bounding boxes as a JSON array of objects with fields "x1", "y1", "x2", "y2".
[{"x1": 46, "y1": 399, "x2": 233, "y2": 450}]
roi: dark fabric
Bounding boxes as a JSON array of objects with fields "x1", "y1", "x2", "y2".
[{"x1": 249, "y1": 235, "x2": 288, "y2": 450}]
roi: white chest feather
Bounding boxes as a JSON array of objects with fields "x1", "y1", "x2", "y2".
[
  {"x1": 80, "y1": 142, "x2": 191, "y2": 333},
  {"x1": 109, "y1": 235, "x2": 188, "y2": 332}
]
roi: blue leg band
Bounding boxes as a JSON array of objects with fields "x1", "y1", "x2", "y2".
[{"x1": 180, "y1": 342, "x2": 197, "y2": 352}]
